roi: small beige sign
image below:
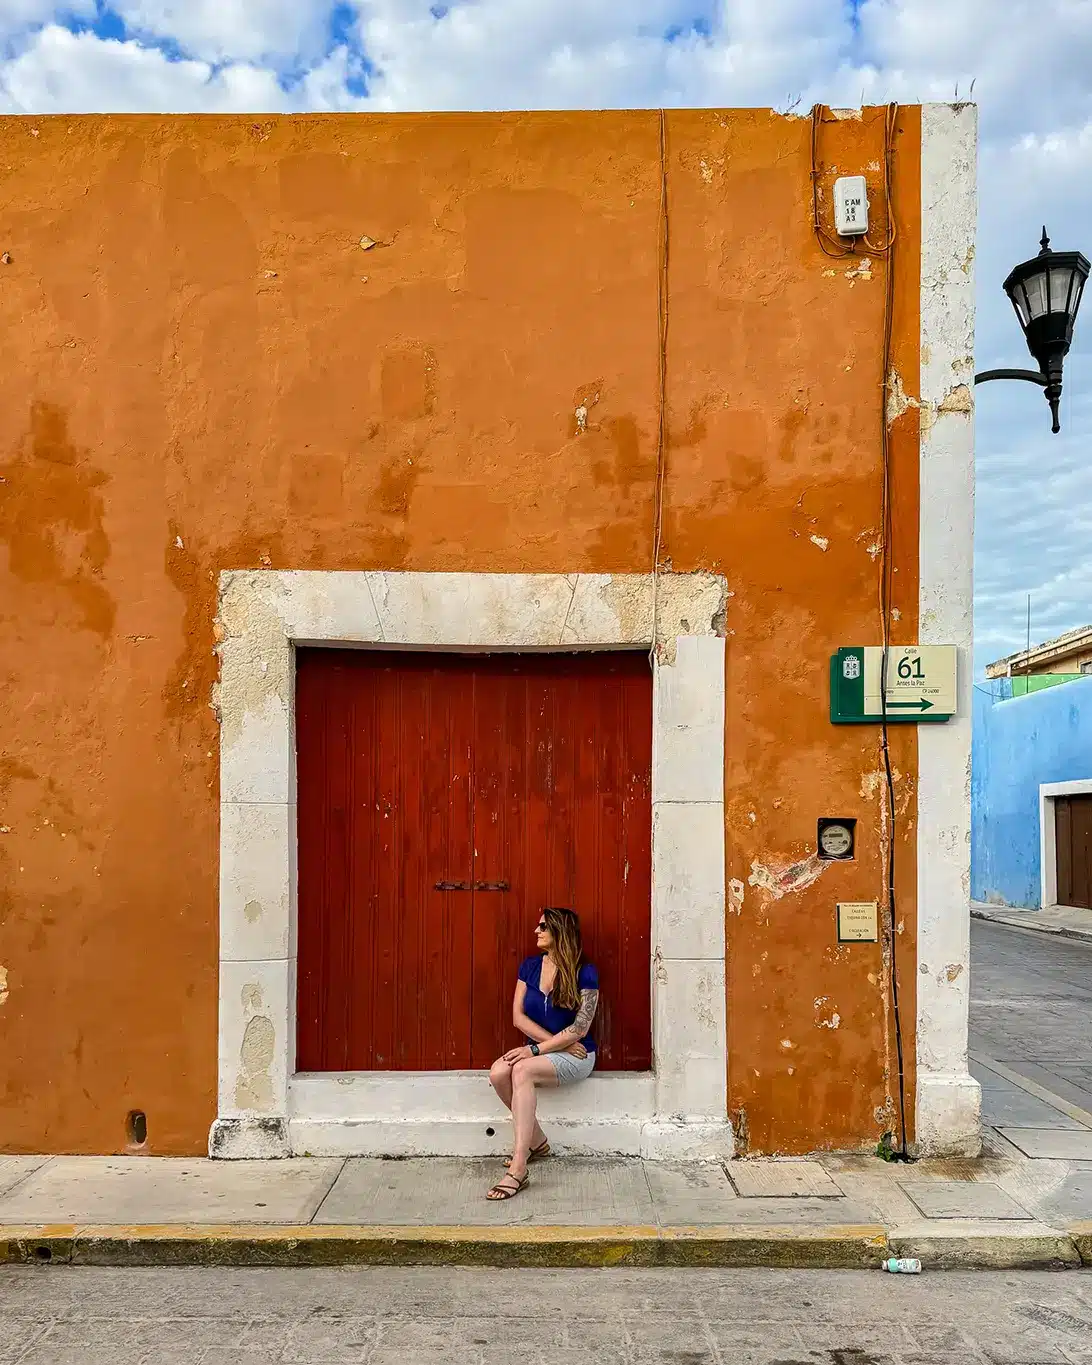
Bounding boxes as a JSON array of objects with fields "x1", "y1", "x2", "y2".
[
  {"x1": 837, "y1": 901, "x2": 879, "y2": 942},
  {"x1": 862, "y1": 645, "x2": 958, "y2": 718}
]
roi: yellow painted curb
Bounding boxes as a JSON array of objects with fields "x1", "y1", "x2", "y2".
[
  {"x1": 1069, "y1": 1221, "x2": 1092, "y2": 1267},
  {"x1": 0, "y1": 1227, "x2": 76, "y2": 1266},
  {"x1": 1, "y1": 1223, "x2": 888, "y2": 1269},
  {"x1": 4, "y1": 1222, "x2": 1083, "y2": 1270},
  {"x1": 887, "y1": 1230, "x2": 1081, "y2": 1270}
]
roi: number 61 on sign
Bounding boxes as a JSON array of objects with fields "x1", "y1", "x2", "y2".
[{"x1": 830, "y1": 646, "x2": 957, "y2": 724}]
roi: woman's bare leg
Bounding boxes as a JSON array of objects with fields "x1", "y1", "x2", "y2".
[
  {"x1": 507, "y1": 1057, "x2": 558, "y2": 1179},
  {"x1": 489, "y1": 1059, "x2": 514, "y2": 1109},
  {"x1": 489, "y1": 1058, "x2": 547, "y2": 1150}
]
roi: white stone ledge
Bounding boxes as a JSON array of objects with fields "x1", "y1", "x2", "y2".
[
  {"x1": 288, "y1": 1071, "x2": 655, "y2": 1123},
  {"x1": 284, "y1": 1118, "x2": 735, "y2": 1160}
]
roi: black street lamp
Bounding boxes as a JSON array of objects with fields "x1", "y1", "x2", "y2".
[{"x1": 975, "y1": 229, "x2": 1090, "y2": 433}]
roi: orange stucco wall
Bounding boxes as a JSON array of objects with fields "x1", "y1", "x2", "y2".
[{"x1": 0, "y1": 108, "x2": 921, "y2": 1156}]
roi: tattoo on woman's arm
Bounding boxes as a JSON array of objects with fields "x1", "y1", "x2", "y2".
[{"x1": 572, "y1": 989, "x2": 599, "y2": 1038}]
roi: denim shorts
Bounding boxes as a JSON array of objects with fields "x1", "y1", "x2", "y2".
[{"x1": 549, "y1": 1050, "x2": 596, "y2": 1085}]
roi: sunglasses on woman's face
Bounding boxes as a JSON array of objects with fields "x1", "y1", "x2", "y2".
[{"x1": 535, "y1": 921, "x2": 547, "y2": 932}]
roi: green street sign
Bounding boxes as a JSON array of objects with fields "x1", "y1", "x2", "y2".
[{"x1": 830, "y1": 646, "x2": 956, "y2": 725}]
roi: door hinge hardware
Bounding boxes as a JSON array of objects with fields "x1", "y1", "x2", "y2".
[{"x1": 434, "y1": 880, "x2": 510, "y2": 892}]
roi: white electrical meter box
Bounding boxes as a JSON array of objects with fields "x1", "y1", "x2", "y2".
[{"x1": 833, "y1": 175, "x2": 869, "y2": 236}]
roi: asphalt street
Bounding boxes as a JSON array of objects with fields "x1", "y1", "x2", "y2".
[
  {"x1": 970, "y1": 919, "x2": 1092, "y2": 1129},
  {"x1": 1, "y1": 1264, "x2": 1092, "y2": 1364}
]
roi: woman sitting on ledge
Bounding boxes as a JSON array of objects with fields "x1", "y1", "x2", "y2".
[{"x1": 485, "y1": 906, "x2": 599, "y2": 1201}]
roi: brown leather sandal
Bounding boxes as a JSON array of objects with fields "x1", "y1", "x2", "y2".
[
  {"x1": 486, "y1": 1173, "x2": 528, "y2": 1200},
  {"x1": 505, "y1": 1139, "x2": 550, "y2": 1169}
]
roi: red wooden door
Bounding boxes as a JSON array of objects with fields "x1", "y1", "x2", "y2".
[{"x1": 295, "y1": 649, "x2": 652, "y2": 1072}]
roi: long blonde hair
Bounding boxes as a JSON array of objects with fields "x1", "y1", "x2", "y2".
[{"x1": 543, "y1": 906, "x2": 584, "y2": 1010}]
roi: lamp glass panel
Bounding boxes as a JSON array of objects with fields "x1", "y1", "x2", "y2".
[
  {"x1": 1010, "y1": 280, "x2": 1031, "y2": 327},
  {"x1": 1071, "y1": 272, "x2": 1086, "y2": 319},
  {"x1": 1021, "y1": 268, "x2": 1051, "y2": 320},
  {"x1": 1049, "y1": 266, "x2": 1077, "y2": 314}
]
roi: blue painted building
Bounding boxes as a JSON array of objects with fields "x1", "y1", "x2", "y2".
[{"x1": 971, "y1": 676, "x2": 1092, "y2": 908}]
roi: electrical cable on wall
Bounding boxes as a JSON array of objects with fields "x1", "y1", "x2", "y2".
[
  {"x1": 650, "y1": 107, "x2": 670, "y2": 669},
  {"x1": 813, "y1": 103, "x2": 913, "y2": 1161}
]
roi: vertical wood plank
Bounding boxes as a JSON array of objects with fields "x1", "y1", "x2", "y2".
[
  {"x1": 1068, "y1": 794, "x2": 1092, "y2": 910},
  {"x1": 1057, "y1": 795, "x2": 1074, "y2": 908}
]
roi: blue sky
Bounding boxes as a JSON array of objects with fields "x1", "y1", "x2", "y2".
[{"x1": 2, "y1": 0, "x2": 1091, "y2": 675}]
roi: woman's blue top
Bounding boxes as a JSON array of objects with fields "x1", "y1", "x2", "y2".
[{"x1": 517, "y1": 955, "x2": 598, "y2": 1053}]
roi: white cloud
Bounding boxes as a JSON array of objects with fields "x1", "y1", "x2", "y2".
[
  {"x1": 853, "y1": 0, "x2": 1092, "y2": 140},
  {"x1": 0, "y1": 0, "x2": 94, "y2": 40},
  {"x1": 110, "y1": 0, "x2": 336, "y2": 65},
  {"x1": 0, "y1": 24, "x2": 288, "y2": 112},
  {"x1": 0, "y1": 0, "x2": 1090, "y2": 672},
  {"x1": 351, "y1": 0, "x2": 843, "y2": 111}
]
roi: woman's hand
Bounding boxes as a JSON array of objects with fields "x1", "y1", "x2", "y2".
[
  {"x1": 502, "y1": 1045, "x2": 534, "y2": 1064},
  {"x1": 565, "y1": 1041, "x2": 588, "y2": 1060}
]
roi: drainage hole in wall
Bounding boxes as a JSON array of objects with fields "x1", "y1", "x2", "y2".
[
  {"x1": 486, "y1": 1127, "x2": 495, "y2": 1137},
  {"x1": 34, "y1": 1246, "x2": 53, "y2": 1263},
  {"x1": 126, "y1": 1110, "x2": 148, "y2": 1146}
]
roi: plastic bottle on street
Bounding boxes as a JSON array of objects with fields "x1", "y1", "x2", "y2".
[{"x1": 882, "y1": 1257, "x2": 922, "y2": 1273}]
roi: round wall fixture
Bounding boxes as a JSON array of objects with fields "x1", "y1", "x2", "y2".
[{"x1": 818, "y1": 818, "x2": 856, "y2": 861}]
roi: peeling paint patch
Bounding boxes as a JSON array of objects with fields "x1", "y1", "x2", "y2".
[
  {"x1": 728, "y1": 878, "x2": 745, "y2": 916},
  {"x1": 886, "y1": 369, "x2": 921, "y2": 426},
  {"x1": 0, "y1": 965, "x2": 8, "y2": 1005},
  {"x1": 809, "y1": 534, "x2": 829, "y2": 551},
  {"x1": 845, "y1": 258, "x2": 872, "y2": 283},
  {"x1": 937, "y1": 382, "x2": 972, "y2": 415},
  {"x1": 814, "y1": 995, "x2": 841, "y2": 1029},
  {"x1": 244, "y1": 900, "x2": 263, "y2": 924},
  {"x1": 235, "y1": 1013, "x2": 275, "y2": 1111},
  {"x1": 749, "y1": 852, "x2": 827, "y2": 899},
  {"x1": 944, "y1": 962, "x2": 964, "y2": 982},
  {"x1": 780, "y1": 1038, "x2": 794, "y2": 1049}
]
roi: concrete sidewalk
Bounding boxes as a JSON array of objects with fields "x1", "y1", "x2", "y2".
[
  {"x1": 2, "y1": 1136, "x2": 1090, "y2": 1270},
  {"x1": 971, "y1": 900, "x2": 1092, "y2": 943}
]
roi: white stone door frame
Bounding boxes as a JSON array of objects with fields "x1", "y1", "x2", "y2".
[
  {"x1": 1040, "y1": 779, "x2": 1092, "y2": 911},
  {"x1": 210, "y1": 569, "x2": 731, "y2": 1160}
]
